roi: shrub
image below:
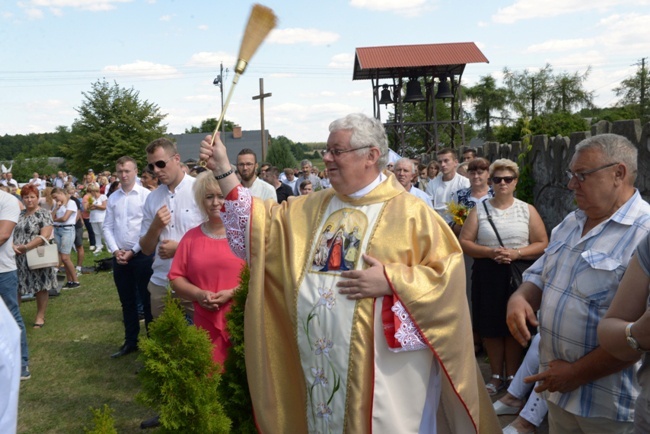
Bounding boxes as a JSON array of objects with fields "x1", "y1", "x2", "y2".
[
  {"x1": 137, "y1": 294, "x2": 231, "y2": 433},
  {"x1": 84, "y1": 405, "x2": 117, "y2": 434},
  {"x1": 218, "y1": 265, "x2": 256, "y2": 433}
]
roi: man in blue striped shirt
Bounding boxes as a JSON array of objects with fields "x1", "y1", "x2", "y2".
[{"x1": 507, "y1": 133, "x2": 650, "y2": 433}]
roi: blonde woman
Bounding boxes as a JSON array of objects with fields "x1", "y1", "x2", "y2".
[
  {"x1": 459, "y1": 158, "x2": 548, "y2": 395},
  {"x1": 86, "y1": 184, "x2": 108, "y2": 254},
  {"x1": 51, "y1": 187, "x2": 80, "y2": 288}
]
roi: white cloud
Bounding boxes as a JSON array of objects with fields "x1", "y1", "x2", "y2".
[
  {"x1": 197, "y1": 24, "x2": 208, "y2": 31},
  {"x1": 268, "y1": 28, "x2": 339, "y2": 46},
  {"x1": 328, "y1": 53, "x2": 354, "y2": 69},
  {"x1": 102, "y1": 60, "x2": 181, "y2": 80},
  {"x1": 23, "y1": 7, "x2": 43, "y2": 19},
  {"x1": 186, "y1": 51, "x2": 236, "y2": 68},
  {"x1": 159, "y1": 14, "x2": 171, "y2": 21},
  {"x1": 598, "y1": 13, "x2": 650, "y2": 55},
  {"x1": 23, "y1": 0, "x2": 133, "y2": 12},
  {"x1": 270, "y1": 73, "x2": 298, "y2": 78},
  {"x1": 526, "y1": 38, "x2": 595, "y2": 53},
  {"x1": 350, "y1": 0, "x2": 430, "y2": 17},
  {"x1": 491, "y1": 0, "x2": 647, "y2": 24}
]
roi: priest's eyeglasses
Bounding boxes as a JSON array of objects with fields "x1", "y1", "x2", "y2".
[
  {"x1": 323, "y1": 145, "x2": 373, "y2": 157},
  {"x1": 565, "y1": 162, "x2": 618, "y2": 183}
]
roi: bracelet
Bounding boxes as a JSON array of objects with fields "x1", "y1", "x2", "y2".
[{"x1": 215, "y1": 169, "x2": 234, "y2": 180}]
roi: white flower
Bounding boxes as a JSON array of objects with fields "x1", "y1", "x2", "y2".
[
  {"x1": 311, "y1": 367, "x2": 329, "y2": 386},
  {"x1": 314, "y1": 338, "x2": 333, "y2": 357},
  {"x1": 317, "y1": 287, "x2": 336, "y2": 310}
]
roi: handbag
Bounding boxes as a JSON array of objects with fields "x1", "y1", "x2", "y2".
[
  {"x1": 482, "y1": 201, "x2": 535, "y2": 292},
  {"x1": 26, "y1": 236, "x2": 59, "y2": 270}
]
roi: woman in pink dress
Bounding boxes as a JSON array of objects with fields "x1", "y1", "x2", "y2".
[{"x1": 169, "y1": 171, "x2": 245, "y2": 365}]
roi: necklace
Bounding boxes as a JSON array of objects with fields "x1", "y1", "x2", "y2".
[{"x1": 201, "y1": 222, "x2": 226, "y2": 239}]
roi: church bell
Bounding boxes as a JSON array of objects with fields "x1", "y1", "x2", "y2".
[
  {"x1": 403, "y1": 78, "x2": 426, "y2": 103},
  {"x1": 378, "y1": 84, "x2": 394, "y2": 106},
  {"x1": 435, "y1": 77, "x2": 454, "y2": 99}
]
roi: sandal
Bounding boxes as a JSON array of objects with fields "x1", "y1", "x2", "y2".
[
  {"x1": 33, "y1": 323, "x2": 45, "y2": 329},
  {"x1": 486, "y1": 374, "x2": 505, "y2": 396}
]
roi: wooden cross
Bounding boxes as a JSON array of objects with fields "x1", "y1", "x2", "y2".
[{"x1": 252, "y1": 78, "x2": 272, "y2": 161}]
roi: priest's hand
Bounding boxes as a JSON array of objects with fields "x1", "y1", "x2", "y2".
[
  {"x1": 200, "y1": 133, "x2": 230, "y2": 174},
  {"x1": 338, "y1": 254, "x2": 391, "y2": 300}
]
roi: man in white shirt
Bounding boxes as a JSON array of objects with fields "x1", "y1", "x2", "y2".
[
  {"x1": 394, "y1": 158, "x2": 434, "y2": 209},
  {"x1": 236, "y1": 148, "x2": 277, "y2": 202},
  {"x1": 1, "y1": 173, "x2": 18, "y2": 189},
  {"x1": 139, "y1": 138, "x2": 204, "y2": 319},
  {"x1": 103, "y1": 156, "x2": 153, "y2": 359},
  {"x1": 28, "y1": 172, "x2": 44, "y2": 191},
  {"x1": 425, "y1": 148, "x2": 470, "y2": 224},
  {"x1": 0, "y1": 191, "x2": 28, "y2": 380}
]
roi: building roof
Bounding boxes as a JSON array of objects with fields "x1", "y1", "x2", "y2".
[
  {"x1": 353, "y1": 42, "x2": 489, "y2": 80},
  {"x1": 170, "y1": 129, "x2": 269, "y2": 166}
]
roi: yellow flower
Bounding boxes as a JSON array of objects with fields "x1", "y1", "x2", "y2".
[{"x1": 447, "y1": 201, "x2": 469, "y2": 226}]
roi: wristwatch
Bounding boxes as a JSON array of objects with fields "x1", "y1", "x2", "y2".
[{"x1": 625, "y1": 322, "x2": 647, "y2": 352}]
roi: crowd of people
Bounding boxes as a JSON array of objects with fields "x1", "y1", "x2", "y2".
[{"x1": 1, "y1": 114, "x2": 649, "y2": 433}]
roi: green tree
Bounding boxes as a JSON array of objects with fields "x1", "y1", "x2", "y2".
[
  {"x1": 465, "y1": 75, "x2": 508, "y2": 140},
  {"x1": 185, "y1": 118, "x2": 235, "y2": 134},
  {"x1": 503, "y1": 64, "x2": 553, "y2": 118},
  {"x1": 546, "y1": 68, "x2": 594, "y2": 113},
  {"x1": 266, "y1": 136, "x2": 297, "y2": 169},
  {"x1": 64, "y1": 80, "x2": 167, "y2": 177},
  {"x1": 614, "y1": 60, "x2": 650, "y2": 121}
]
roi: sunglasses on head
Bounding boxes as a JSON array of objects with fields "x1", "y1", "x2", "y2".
[
  {"x1": 491, "y1": 176, "x2": 516, "y2": 184},
  {"x1": 147, "y1": 155, "x2": 175, "y2": 172}
]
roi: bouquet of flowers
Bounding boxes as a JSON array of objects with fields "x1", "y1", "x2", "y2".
[{"x1": 447, "y1": 201, "x2": 469, "y2": 226}]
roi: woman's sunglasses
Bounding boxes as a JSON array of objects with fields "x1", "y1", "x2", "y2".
[{"x1": 491, "y1": 176, "x2": 516, "y2": 184}]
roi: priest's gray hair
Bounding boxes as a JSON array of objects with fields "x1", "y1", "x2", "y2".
[{"x1": 329, "y1": 113, "x2": 389, "y2": 169}]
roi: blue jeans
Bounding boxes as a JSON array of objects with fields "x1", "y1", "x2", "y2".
[
  {"x1": 0, "y1": 270, "x2": 28, "y2": 369},
  {"x1": 113, "y1": 253, "x2": 154, "y2": 347}
]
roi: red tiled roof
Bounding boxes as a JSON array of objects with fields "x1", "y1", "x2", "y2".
[{"x1": 353, "y1": 42, "x2": 488, "y2": 80}]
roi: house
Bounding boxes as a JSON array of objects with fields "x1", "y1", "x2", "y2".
[{"x1": 170, "y1": 126, "x2": 270, "y2": 167}]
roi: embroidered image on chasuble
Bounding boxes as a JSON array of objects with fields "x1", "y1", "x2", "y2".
[{"x1": 222, "y1": 174, "x2": 500, "y2": 434}]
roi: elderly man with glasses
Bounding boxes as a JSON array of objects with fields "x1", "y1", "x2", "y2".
[
  {"x1": 507, "y1": 133, "x2": 650, "y2": 433},
  {"x1": 199, "y1": 113, "x2": 499, "y2": 433}
]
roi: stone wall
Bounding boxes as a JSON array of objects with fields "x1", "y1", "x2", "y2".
[{"x1": 475, "y1": 119, "x2": 650, "y2": 233}]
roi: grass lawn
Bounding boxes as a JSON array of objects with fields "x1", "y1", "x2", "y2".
[{"x1": 16, "y1": 246, "x2": 155, "y2": 433}]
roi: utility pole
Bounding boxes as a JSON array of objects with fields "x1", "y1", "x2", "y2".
[
  {"x1": 213, "y1": 62, "x2": 229, "y2": 144},
  {"x1": 252, "y1": 78, "x2": 272, "y2": 161}
]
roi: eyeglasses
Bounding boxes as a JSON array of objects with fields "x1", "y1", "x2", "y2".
[
  {"x1": 565, "y1": 162, "x2": 619, "y2": 182},
  {"x1": 147, "y1": 155, "x2": 175, "y2": 171},
  {"x1": 491, "y1": 176, "x2": 516, "y2": 184},
  {"x1": 237, "y1": 162, "x2": 255, "y2": 168},
  {"x1": 323, "y1": 145, "x2": 373, "y2": 157}
]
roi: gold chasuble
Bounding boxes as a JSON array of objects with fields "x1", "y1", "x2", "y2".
[{"x1": 238, "y1": 173, "x2": 499, "y2": 433}]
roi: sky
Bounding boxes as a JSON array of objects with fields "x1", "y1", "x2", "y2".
[{"x1": 1, "y1": 0, "x2": 649, "y2": 146}]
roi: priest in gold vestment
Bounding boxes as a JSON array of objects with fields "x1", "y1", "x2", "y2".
[{"x1": 200, "y1": 113, "x2": 500, "y2": 433}]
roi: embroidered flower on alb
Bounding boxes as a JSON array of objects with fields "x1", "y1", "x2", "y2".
[
  {"x1": 311, "y1": 367, "x2": 329, "y2": 386},
  {"x1": 316, "y1": 286, "x2": 336, "y2": 310},
  {"x1": 316, "y1": 402, "x2": 333, "y2": 420},
  {"x1": 390, "y1": 301, "x2": 427, "y2": 352},
  {"x1": 314, "y1": 338, "x2": 333, "y2": 357}
]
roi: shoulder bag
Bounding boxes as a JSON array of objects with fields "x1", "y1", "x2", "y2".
[
  {"x1": 26, "y1": 235, "x2": 59, "y2": 270},
  {"x1": 482, "y1": 201, "x2": 535, "y2": 292}
]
